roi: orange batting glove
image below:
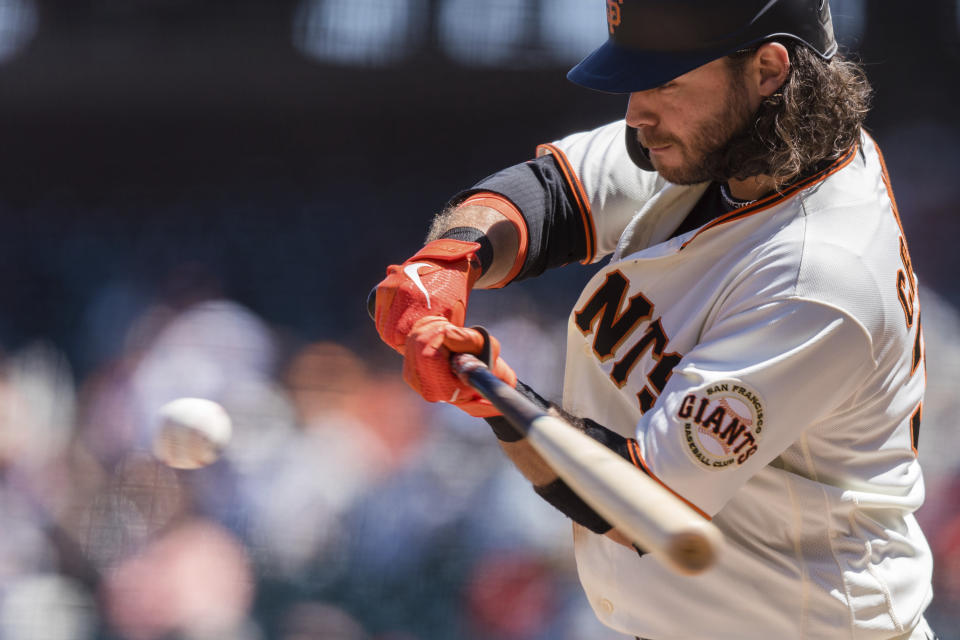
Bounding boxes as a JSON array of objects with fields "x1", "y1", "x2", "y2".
[
  {"x1": 374, "y1": 239, "x2": 484, "y2": 354},
  {"x1": 403, "y1": 316, "x2": 517, "y2": 417}
]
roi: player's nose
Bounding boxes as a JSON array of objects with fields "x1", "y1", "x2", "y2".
[{"x1": 625, "y1": 91, "x2": 659, "y2": 128}]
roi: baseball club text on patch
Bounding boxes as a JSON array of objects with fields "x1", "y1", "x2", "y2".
[{"x1": 678, "y1": 382, "x2": 765, "y2": 470}]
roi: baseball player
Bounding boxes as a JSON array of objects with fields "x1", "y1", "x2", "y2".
[{"x1": 373, "y1": 1, "x2": 936, "y2": 638}]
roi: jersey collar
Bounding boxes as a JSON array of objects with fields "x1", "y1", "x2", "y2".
[{"x1": 679, "y1": 143, "x2": 860, "y2": 250}]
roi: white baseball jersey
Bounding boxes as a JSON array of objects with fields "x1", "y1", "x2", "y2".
[{"x1": 540, "y1": 120, "x2": 933, "y2": 639}]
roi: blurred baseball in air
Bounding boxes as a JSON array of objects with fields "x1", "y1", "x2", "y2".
[{"x1": 152, "y1": 398, "x2": 232, "y2": 469}]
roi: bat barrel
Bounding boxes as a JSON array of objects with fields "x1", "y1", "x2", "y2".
[
  {"x1": 453, "y1": 353, "x2": 724, "y2": 575},
  {"x1": 525, "y1": 413, "x2": 722, "y2": 575}
]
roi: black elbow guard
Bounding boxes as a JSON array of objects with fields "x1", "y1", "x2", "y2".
[
  {"x1": 534, "y1": 479, "x2": 647, "y2": 556},
  {"x1": 533, "y1": 478, "x2": 612, "y2": 534},
  {"x1": 483, "y1": 380, "x2": 552, "y2": 442}
]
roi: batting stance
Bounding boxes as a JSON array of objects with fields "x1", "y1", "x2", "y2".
[{"x1": 373, "y1": 1, "x2": 937, "y2": 638}]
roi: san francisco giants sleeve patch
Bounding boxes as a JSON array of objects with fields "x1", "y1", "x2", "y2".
[{"x1": 677, "y1": 381, "x2": 766, "y2": 470}]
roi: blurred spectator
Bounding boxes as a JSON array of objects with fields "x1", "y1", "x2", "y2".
[
  {"x1": 464, "y1": 551, "x2": 557, "y2": 639},
  {"x1": 278, "y1": 601, "x2": 371, "y2": 640},
  {"x1": 127, "y1": 298, "x2": 279, "y2": 448},
  {"x1": 284, "y1": 341, "x2": 426, "y2": 473},
  {"x1": 0, "y1": 573, "x2": 96, "y2": 640},
  {"x1": 0, "y1": 342, "x2": 76, "y2": 473},
  {"x1": 76, "y1": 453, "x2": 188, "y2": 572},
  {"x1": 240, "y1": 341, "x2": 427, "y2": 581},
  {"x1": 102, "y1": 518, "x2": 255, "y2": 640}
]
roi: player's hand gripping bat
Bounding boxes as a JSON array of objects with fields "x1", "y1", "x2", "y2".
[{"x1": 367, "y1": 289, "x2": 723, "y2": 574}]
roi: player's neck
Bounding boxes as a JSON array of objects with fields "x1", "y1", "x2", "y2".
[{"x1": 726, "y1": 175, "x2": 776, "y2": 202}]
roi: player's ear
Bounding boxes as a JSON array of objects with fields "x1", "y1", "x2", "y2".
[{"x1": 753, "y1": 42, "x2": 790, "y2": 98}]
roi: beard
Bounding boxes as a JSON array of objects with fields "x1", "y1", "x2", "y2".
[{"x1": 640, "y1": 72, "x2": 775, "y2": 185}]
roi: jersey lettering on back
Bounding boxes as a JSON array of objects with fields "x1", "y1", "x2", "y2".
[
  {"x1": 896, "y1": 235, "x2": 917, "y2": 328},
  {"x1": 895, "y1": 232, "x2": 924, "y2": 452}
]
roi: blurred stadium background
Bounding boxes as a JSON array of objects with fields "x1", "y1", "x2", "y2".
[{"x1": 0, "y1": 1, "x2": 957, "y2": 638}]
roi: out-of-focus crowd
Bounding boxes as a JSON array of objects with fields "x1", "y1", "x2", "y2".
[
  {"x1": 0, "y1": 281, "x2": 632, "y2": 640},
  {"x1": 1, "y1": 275, "x2": 960, "y2": 640}
]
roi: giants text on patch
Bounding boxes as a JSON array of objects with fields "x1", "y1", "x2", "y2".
[{"x1": 677, "y1": 382, "x2": 766, "y2": 470}]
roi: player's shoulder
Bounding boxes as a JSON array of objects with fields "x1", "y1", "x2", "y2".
[
  {"x1": 797, "y1": 131, "x2": 888, "y2": 214},
  {"x1": 793, "y1": 132, "x2": 901, "y2": 271},
  {"x1": 778, "y1": 134, "x2": 906, "y2": 338}
]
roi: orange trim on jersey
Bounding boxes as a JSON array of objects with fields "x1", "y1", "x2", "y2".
[
  {"x1": 869, "y1": 133, "x2": 925, "y2": 330},
  {"x1": 679, "y1": 143, "x2": 860, "y2": 250},
  {"x1": 865, "y1": 131, "x2": 907, "y2": 238},
  {"x1": 871, "y1": 131, "x2": 927, "y2": 388},
  {"x1": 536, "y1": 143, "x2": 597, "y2": 264},
  {"x1": 911, "y1": 314, "x2": 924, "y2": 377},
  {"x1": 626, "y1": 438, "x2": 711, "y2": 520},
  {"x1": 909, "y1": 403, "x2": 922, "y2": 457},
  {"x1": 458, "y1": 193, "x2": 529, "y2": 289}
]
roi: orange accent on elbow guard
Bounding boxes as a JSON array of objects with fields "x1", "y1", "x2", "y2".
[
  {"x1": 457, "y1": 192, "x2": 529, "y2": 289},
  {"x1": 536, "y1": 143, "x2": 596, "y2": 264}
]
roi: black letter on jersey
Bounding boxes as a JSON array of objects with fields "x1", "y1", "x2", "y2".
[
  {"x1": 610, "y1": 319, "x2": 683, "y2": 413},
  {"x1": 575, "y1": 270, "x2": 654, "y2": 361},
  {"x1": 896, "y1": 236, "x2": 917, "y2": 328}
]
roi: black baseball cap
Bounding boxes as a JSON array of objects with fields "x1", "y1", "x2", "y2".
[{"x1": 568, "y1": 0, "x2": 837, "y2": 94}]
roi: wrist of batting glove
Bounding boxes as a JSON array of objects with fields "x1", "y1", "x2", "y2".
[
  {"x1": 403, "y1": 316, "x2": 516, "y2": 417},
  {"x1": 374, "y1": 239, "x2": 483, "y2": 353}
]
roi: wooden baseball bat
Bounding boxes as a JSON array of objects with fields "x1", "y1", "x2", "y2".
[
  {"x1": 365, "y1": 288, "x2": 722, "y2": 573},
  {"x1": 451, "y1": 353, "x2": 723, "y2": 575}
]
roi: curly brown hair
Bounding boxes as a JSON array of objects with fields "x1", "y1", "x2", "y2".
[{"x1": 706, "y1": 41, "x2": 873, "y2": 187}]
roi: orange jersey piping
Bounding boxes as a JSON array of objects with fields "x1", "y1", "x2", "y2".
[
  {"x1": 868, "y1": 132, "x2": 926, "y2": 456},
  {"x1": 680, "y1": 143, "x2": 859, "y2": 250},
  {"x1": 626, "y1": 438, "x2": 711, "y2": 520},
  {"x1": 865, "y1": 131, "x2": 907, "y2": 237}
]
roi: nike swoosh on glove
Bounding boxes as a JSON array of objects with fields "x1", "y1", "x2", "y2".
[
  {"x1": 374, "y1": 239, "x2": 483, "y2": 354},
  {"x1": 403, "y1": 316, "x2": 517, "y2": 417}
]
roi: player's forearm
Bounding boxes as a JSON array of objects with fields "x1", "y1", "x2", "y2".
[
  {"x1": 498, "y1": 438, "x2": 558, "y2": 486},
  {"x1": 498, "y1": 438, "x2": 635, "y2": 548},
  {"x1": 426, "y1": 202, "x2": 521, "y2": 289},
  {"x1": 425, "y1": 154, "x2": 592, "y2": 290},
  {"x1": 490, "y1": 396, "x2": 641, "y2": 550}
]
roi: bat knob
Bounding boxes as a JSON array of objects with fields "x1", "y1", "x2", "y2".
[{"x1": 666, "y1": 524, "x2": 724, "y2": 575}]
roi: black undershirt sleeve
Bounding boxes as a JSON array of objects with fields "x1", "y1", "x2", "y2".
[
  {"x1": 446, "y1": 154, "x2": 588, "y2": 283},
  {"x1": 444, "y1": 158, "x2": 730, "y2": 282}
]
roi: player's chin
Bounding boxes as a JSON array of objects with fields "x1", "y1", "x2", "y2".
[
  {"x1": 653, "y1": 165, "x2": 699, "y2": 185},
  {"x1": 652, "y1": 156, "x2": 710, "y2": 186}
]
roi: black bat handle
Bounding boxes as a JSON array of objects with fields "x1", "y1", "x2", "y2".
[{"x1": 450, "y1": 353, "x2": 545, "y2": 438}]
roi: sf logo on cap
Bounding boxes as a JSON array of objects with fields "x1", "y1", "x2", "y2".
[{"x1": 607, "y1": 0, "x2": 624, "y2": 34}]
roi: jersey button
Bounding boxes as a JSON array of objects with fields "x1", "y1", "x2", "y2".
[{"x1": 599, "y1": 598, "x2": 614, "y2": 614}]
